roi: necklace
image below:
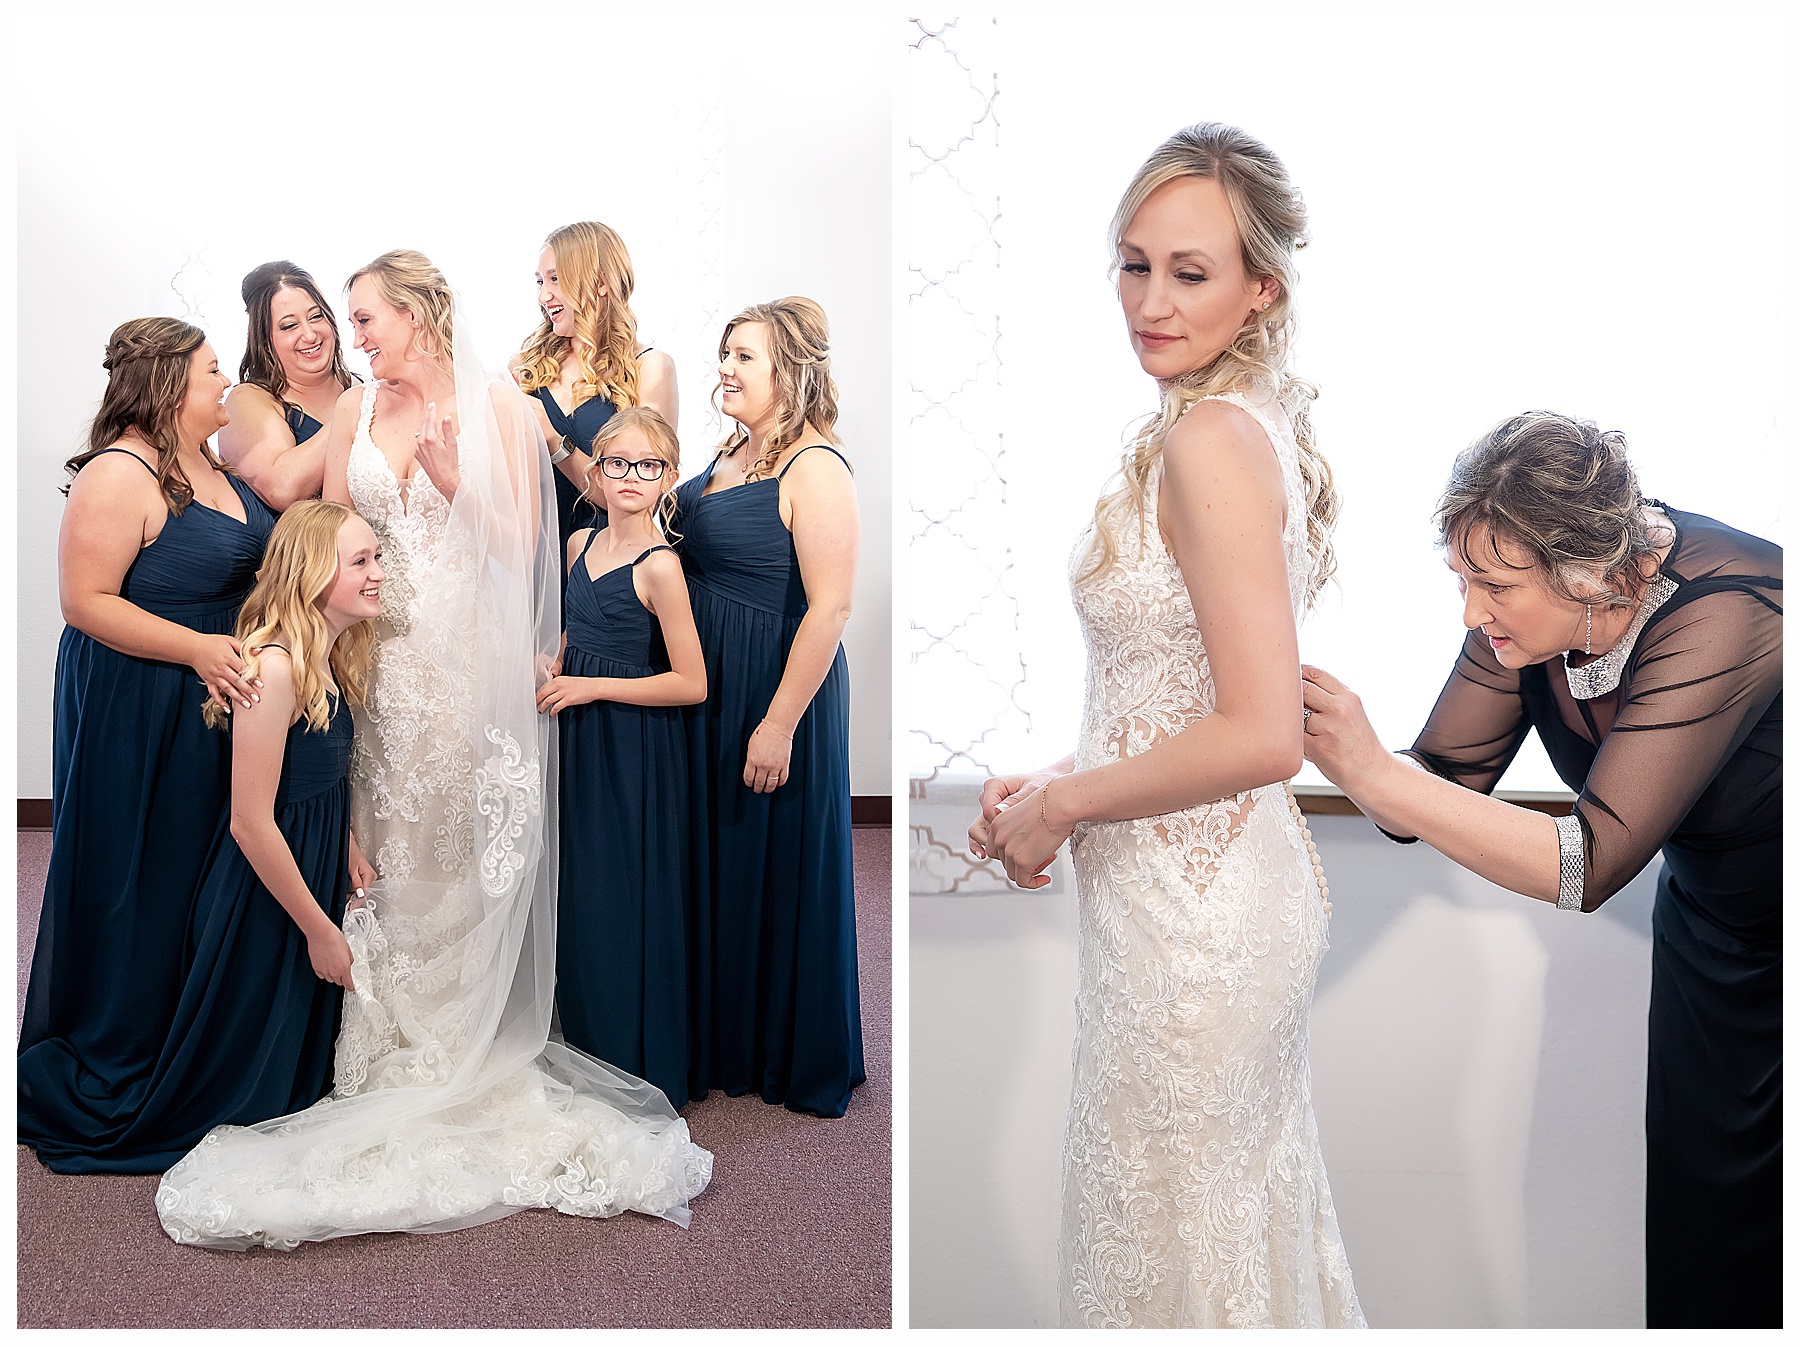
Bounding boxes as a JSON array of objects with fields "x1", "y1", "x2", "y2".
[{"x1": 1563, "y1": 575, "x2": 1678, "y2": 699}]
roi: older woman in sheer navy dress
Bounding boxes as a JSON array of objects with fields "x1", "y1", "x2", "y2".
[
  {"x1": 513, "y1": 221, "x2": 679, "y2": 559},
  {"x1": 19, "y1": 318, "x2": 275, "y2": 1171},
  {"x1": 219, "y1": 261, "x2": 357, "y2": 511},
  {"x1": 675, "y1": 297, "x2": 863, "y2": 1118},
  {"x1": 1302, "y1": 412, "x2": 1781, "y2": 1328}
]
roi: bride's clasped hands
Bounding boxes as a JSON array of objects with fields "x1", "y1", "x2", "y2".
[{"x1": 968, "y1": 768, "x2": 1072, "y2": 889}]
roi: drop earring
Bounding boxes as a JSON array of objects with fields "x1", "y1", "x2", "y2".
[{"x1": 1585, "y1": 604, "x2": 1593, "y2": 655}]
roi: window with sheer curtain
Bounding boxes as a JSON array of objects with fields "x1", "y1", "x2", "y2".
[{"x1": 905, "y1": 13, "x2": 1785, "y2": 895}]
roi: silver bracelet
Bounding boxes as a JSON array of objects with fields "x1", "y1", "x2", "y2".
[{"x1": 1553, "y1": 813, "x2": 1585, "y2": 911}]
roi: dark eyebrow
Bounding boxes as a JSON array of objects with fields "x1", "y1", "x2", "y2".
[{"x1": 1116, "y1": 237, "x2": 1217, "y2": 268}]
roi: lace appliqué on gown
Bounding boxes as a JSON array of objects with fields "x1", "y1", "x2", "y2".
[{"x1": 1059, "y1": 390, "x2": 1363, "y2": 1328}]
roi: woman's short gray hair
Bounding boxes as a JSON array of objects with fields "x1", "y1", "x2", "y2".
[{"x1": 1435, "y1": 411, "x2": 1662, "y2": 607}]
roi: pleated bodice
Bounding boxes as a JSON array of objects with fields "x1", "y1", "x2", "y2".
[
  {"x1": 564, "y1": 540, "x2": 667, "y2": 671},
  {"x1": 673, "y1": 467, "x2": 810, "y2": 618},
  {"x1": 274, "y1": 690, "x2": 354, "y2": 805},
  {"x1": 118, "y1": 471, "x2": 275, "y2": 626}
]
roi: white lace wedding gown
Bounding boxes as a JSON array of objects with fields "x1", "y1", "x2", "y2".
[
  {"x1": 156, "y1": 375, "x2": 711, "y2": 1248},
  {"x1": 1059, "y1": 389, "x2": 1363, "y2": 1327}
]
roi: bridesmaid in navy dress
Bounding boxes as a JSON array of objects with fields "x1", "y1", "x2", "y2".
[
  {"x1": 64, "y1": 502, "x2": 382, "y2": 1170},
  {"x1": 675, "y1": 297, "x2": 864, "y2": 1118},
  {"x1": 513, "y1": 221, "x2": 680, "y2": 560},
  {"x1": 20, "y1": 318, "x2": 276, "y2": 1172},
  {"x1": 219, "y1": 262, "x2": 358, "y2": 511},
  {"x1": 538, "y1": 407, "x2": 707, "y2": 1109}
]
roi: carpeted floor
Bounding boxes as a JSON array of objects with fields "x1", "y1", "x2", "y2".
[{"x1": 15, "y1": 826, "x2": 893, "y2": 1329}]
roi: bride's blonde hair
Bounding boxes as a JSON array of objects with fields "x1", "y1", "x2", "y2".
[
  {"x1": 1077, "y1": 123, "x2": 1339, "y2": 607},
  {"x1": 205, "y1": 501, "x2": 376, "y2": 730},
  {"x1": 346, "y1": 250, "x2": 455, "y2": 369}
]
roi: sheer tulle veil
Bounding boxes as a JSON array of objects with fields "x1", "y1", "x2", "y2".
[{"x1": 156, "y1": 297, "x2": 712, "y2": 1250}]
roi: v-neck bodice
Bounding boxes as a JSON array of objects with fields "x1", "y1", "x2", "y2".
[{"x1": 109, "y1": 457, "x2": 275, "y2": 622}]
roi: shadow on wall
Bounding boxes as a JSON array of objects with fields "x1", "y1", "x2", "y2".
[{"x1": 910, "y1": 790, "x2": 1655, "y2": 1328}]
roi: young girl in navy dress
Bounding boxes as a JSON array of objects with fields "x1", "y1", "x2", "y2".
[
  {"x1": 537, "y1": 406, "x2": 706, "y2": 1108},
  {"x1": 71, "y1": 502, "x2": 383, "y2": 1171}
]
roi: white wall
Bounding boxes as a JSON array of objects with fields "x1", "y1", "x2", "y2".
[
  {"x1": 15, "y1": 6, "x2": 892, "y2": 798},
  {"x1": 905, "y1": 4, "x2": 1787, "y2": 792},
  {"x1": 910, "y1": 788, "x2": 1655, "y2": 1328}
]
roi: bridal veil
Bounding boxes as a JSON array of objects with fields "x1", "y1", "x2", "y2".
[{"x1": 156, "y1": 299, "x2": 712, "y2": 1249}]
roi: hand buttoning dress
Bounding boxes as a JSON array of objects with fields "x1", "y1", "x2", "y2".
[{"x1": 1059, "y1": 389, "x2": 1363, "y2": 1328}]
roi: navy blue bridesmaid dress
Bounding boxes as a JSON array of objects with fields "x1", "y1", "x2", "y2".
[
  {"x1": 530, "y1": 386, "x2": 615, "y2": 557},
  {"x1": 283, "y1": 403, "x2": 324, "y2": 445},
  {"x1": 555, "y1": 533, "x2": 691, "y2": 1108},
  {"x1": 18, "y1": 454, "x2": 276, "y2": 1172},
  {"x1": 59, "y1": 685, "x2": 353, "y2": 1172},
  {"x1": 674, "y1": 445, "x2": 864, "y2": 1118}
]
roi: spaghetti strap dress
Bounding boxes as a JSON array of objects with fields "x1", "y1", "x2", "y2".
[
  {"x1": 284, "y1": 404, "x2": 324, "y2": 445},
  {"x1": 555, "y1": 533, "x2": 691, "y2": 1108},
  {"x1": 69, "y1": 680, "x2": 354, "y2": 1171},
  {"x1": 673, "y1": 444, "x2": 863, "y2": 1119},
  {"x1": 19, "y1": 456, "x2": 276, "y2": 1172}
]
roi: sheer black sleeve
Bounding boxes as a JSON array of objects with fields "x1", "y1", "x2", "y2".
[
  {"x1": 1571, "y1": 579, "x2": 1782, "y2": 908},
  {"x1": 1405, "y1": 629, "x2": 1534, "y2": 793},
  {"x1": 1371, "y1": 629, "x2": 1533, "y2": 842}
]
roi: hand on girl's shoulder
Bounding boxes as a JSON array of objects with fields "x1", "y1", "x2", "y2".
[{"x1": 248, "y1": 643, "x2": 295, "y2": 690}]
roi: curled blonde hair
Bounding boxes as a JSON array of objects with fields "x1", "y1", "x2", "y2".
[
  {"x1": 714, "y1": 297, "x2": 842, "y2": 482},
  {"x1": 584, "y1": 406, "x2": 683, "y2": 539},
  {"x1": 1436, "y1": 411, "x2": 1664, "y2": 607},
  {"x1": 514, "y1": 221, "x2": 643, "y2": 411},
  {"x1": 1078, "y1": 123, "x2": 1339, "y2": 607},
  {"x1": 205, "y1": 501, "x2": 375, "y2": 731},
  {"x1": 345, "y1": 249, "x2": 454, "y2": 368}
]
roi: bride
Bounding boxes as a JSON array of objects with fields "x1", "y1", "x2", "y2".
[
  {"x1": 156, "y1": 251, "x2": 712, "y2": 1247},
  {"x1": 970, "y1": 126, "x2": 1363, "y2": 1327}
]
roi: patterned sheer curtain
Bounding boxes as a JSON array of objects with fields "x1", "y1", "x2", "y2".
[{"x1": 906, "y1": 18, "x2": 1045, "y2": 896}]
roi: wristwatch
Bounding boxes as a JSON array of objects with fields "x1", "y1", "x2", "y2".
[{"x1": 549, "y1": 435, "x2": 575, "y2": 465}]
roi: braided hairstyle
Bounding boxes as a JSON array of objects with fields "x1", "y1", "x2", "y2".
[{"x1": 65, "y1": 316, "x2": 228, "y2": 512}]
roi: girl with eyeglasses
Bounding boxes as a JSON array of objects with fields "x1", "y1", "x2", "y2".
[{"x1": 537, "y1": 406, "x2": 706, "y2": 1108}]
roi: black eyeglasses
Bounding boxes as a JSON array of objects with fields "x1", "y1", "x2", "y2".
[{"x1": 597, "y1": 456, "x2": 669, "y2": 481}]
